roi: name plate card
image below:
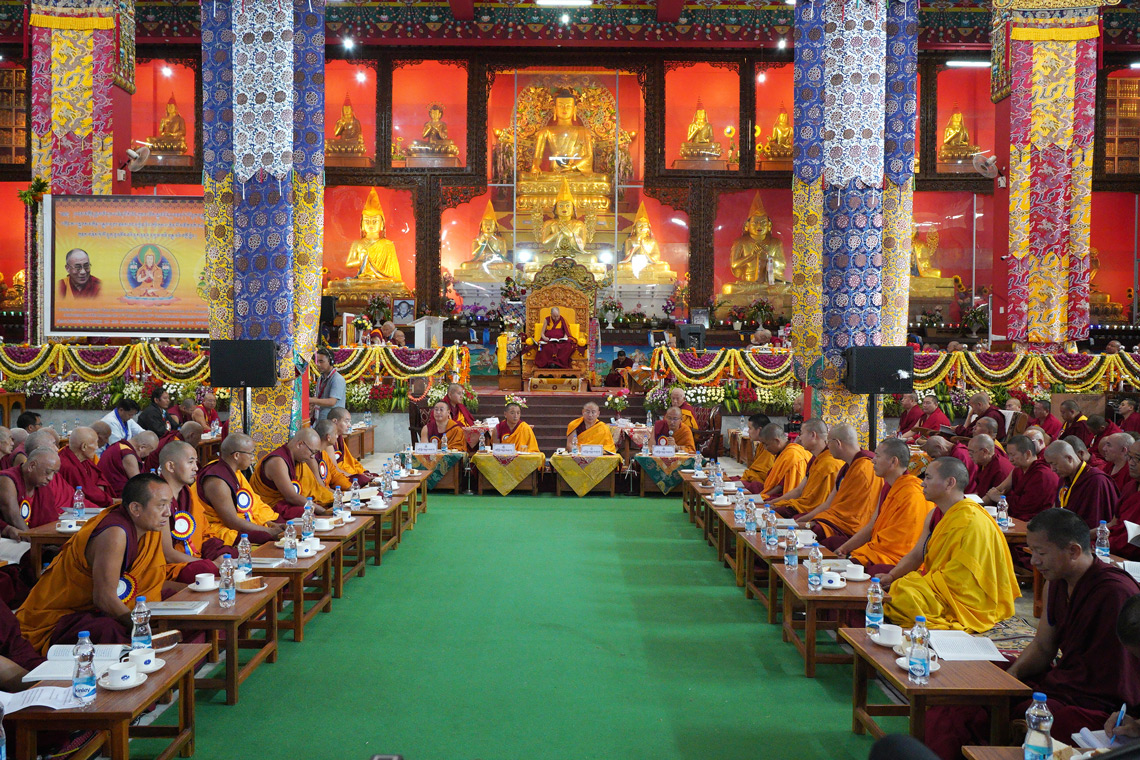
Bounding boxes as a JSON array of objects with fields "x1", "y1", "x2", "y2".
[
  {"x1": 414, "y1": 442, "x2": 439, "y2": 454},
  {"x1": 492, "y1": 443, "x2": 517, "y2": 455},
  {"x1": 580, "y1": 445, "x2": 605, "y2": 457},
  {"x1": 652, "y1": 445, "x2": 676, "y2": 457}
]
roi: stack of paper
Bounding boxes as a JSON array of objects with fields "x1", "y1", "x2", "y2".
[
  {"x1": 149, "y1": 600, "x2": 209, "y2": 616},
  {"x1": 0, "y1": 538, "x2": 30, "y2": 565},
  {"x1": 23, "y1": 644, "x2": 127, "y2": 682},
  {"x1": 928, "y1": 630, "x2": 1006, "y2": 661},
  {"x1": 0, "y1": 686, "x2": 81, "y2": 710},
  {"x1": 1073, "y1": 727, "x2": 1137, "y2": 749}
]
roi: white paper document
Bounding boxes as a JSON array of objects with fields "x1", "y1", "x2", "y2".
[
  {"x1": 148, "y1": 600, "x2": 209, "y2": 616},
  {"x1": 0, "y1": 686, "x2": 81, "y2": 711},
  {"x1": 1123, "y1": 561, "x2": 1140, "y2": 583},
  {"x1": 251, "y1": 557, "x2": 285, "y2": 568},
  {"x1": 0, "y1": 538, "x2": 30, "y2": 565},
  {"x1": 24, "y1": 644, "x2": 127, "y2": 682},
  {"x1": 1126, "y1": 520, "x2": 1140, "y2": 548},
  {"x1": 928, "y1": 630, "x2": 1006, "y2": 661}
]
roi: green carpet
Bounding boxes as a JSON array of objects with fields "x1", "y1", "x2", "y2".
[{"x1": 154, "y1": 495, "x2": 886, "y2": 760}]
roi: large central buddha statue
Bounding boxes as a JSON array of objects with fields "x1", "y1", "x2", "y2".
[
  {"x1": 722, "y1": 192, "x2": 786, "y2": 295},
  {"x1": 149, "y1": 95, "x2": 187, "y2": 155},
  {"x1": 531, "y1": 89, "x2": 596, "y2": 176},
  {"x1": 346, "y1": 188, "x2": 403, "y2": 282}
]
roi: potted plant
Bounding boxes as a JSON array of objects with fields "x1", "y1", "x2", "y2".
[
  {"x1": 727, "y1": 305, "x2": 749, "y2": 331},
  {"x1": 962, "y1": 304, "x2": 989, "y2": 338},
  {"x1": 601, "y1": 296, "x2": 622, "y2": 329}
]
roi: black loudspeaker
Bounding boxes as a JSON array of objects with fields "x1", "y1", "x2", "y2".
[
  {"x1": 319, "y1": 295, "x2": 337, "y2": 325},
  {"x1": 209, "y1": 340, "x2": 278, "y2": 388},
  {"x1": 843, "y1": 346, "x2": 914, "y2": 394},
  {"x1": 679, "y1": 324, "x2": 706, "y2": 350}
]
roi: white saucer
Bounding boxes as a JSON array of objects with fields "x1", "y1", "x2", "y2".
[
  {"x1": 895, "y1": 656, "x2": 940, "y2": 673},
  {"x1": 55, "y1": 524, "x2": 81, "y2": 534},
  {"x1": 188, "y1": 582, "x2": 217, "y2": 592},
  {"x1": 869, "y1": 633, "x2": 902, "y2": 648},
  {"x1": 821, "y1": 579, "x2": 847, "y2": 590},
  {"x1": 98, "y1": 672, "x2": 148, "y2": 691},
  {"x1": 139, "y1": 658, "x2": 165, "y2": 674},
  {"x1": 680, "y1": 469, "x2": 694, "y2": 474},
  {"x1": 844, "y1": 572, "x2": 870, "y2": 582},
  {"x1": 713, "y1": 499, "x2": 731, "y2": 507},
  {"x1": 237, "y1": 583, "x2": 269, "y2": 594}
]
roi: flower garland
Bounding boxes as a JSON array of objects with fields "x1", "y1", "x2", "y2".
[
  {"x1": 65, "y1": 346, "x2": 134, "y2": 383},
  {"x1": 378, "y1": 346, "x2": 461, "y2": 380},
  {"x1": 138, "y1": 344, "x2": 211, "y2": 383},
  {"x1": 651, "y1": 347, "x2": 734, "y2": 385},
  {"x1": 504, "y1": 393, "x2": 528, "y2": 409},
  {"x1": 735, "y1": 350, "x2": 795, "y2": 388},
  {"x1": 0, "y1": 344, "x2": 56, "y2": 380}
]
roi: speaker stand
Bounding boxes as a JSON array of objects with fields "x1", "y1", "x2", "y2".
[
  {"x1": 867, "y1": 393, "x2": 879, "y2": 447},
  {"x1": 243, "y1": 386, "x2": 252, "y2": 436}
]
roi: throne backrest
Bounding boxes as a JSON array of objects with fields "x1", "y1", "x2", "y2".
[{"x1": 531, "y1": 306, "x2": 583, "y2": 343}]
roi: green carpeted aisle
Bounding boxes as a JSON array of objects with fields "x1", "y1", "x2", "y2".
[{"x1": 165, "y1": 495, "x2": 884, "y2": 760}]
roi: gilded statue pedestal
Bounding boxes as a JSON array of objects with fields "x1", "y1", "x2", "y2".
[
  {"x1": 516, "y1": 172, "x2": 611, "y2": 213},
  {"x1": 406, "y1": 155, "x2": 462, "y2": 168},
  {"x1": 672, "y1": 158, "x2": 728, "y2": 171},
  {"x1": 326, "y1": 155, "x2": 373, "y2": 168}
]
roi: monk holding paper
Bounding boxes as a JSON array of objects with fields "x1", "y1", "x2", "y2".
[
  {"x1": 882, "y1": 457, "x2": 1018, "y2": 632},
  {"x1": 953, "y1": 391, "x2": 1006, "y2": 439},
  {"x1": 837, "y1": 438, "x2": 930, "y2": 573},
  {"x1": 759, "y1": 423, "x2": 811, "y2": 501},
  {"x1": 651, "y1": 407, "x2": 695, "y2": 453},
  {"x1": 796, "y1": 423, "x2": 882, "y2": 542},
  {"x1": 421, "y1": 401, "x2": 467, "y2": 451},
  {"x1": 534, "y1": 307, "x2": 578, "y2": 369},
  {"x1": 565, "y1": 402, "x2": 617, "y2": 454},
  {"x1": 908, "y1": 395, "x2": 951, "y2": 440},
  {"x1": 493, "y1": 402, "x2": 542, "y2": 454},
  {"x1": 57, "y1": 427, "x2": 116, "y2": 508},
  {"x1": 773, "y1": 420, "x2": 843, "y2": 517}
]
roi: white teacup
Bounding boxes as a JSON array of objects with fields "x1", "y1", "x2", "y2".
[
  {"x1": 233, "y1": 568, "x2": 249, "y2": 583},
  {"x1": 304, "y1": 537, "x2": 321, "y2": 550},
  {"x1": 298, "y1": 543, "x2": 316, "y2": 557},
  {"x1": 193, "y1": 573, "x2": 216, "y2": 589},
  {"x1": 984, "y1": 505, "x2": 998, "y2": 517},
  {"x1": 313, "y1": 518, "x2": 333, "y2": 531},
  {"x1": 713, "y1": 497, "x2": 730, "y2": 506},
  {"x1": 128, "y1": 647, "x2": 156, "y2": 670},
  {"x1": 877, "y1": 623, "x2": 903, "y2": 646},
  {"x1": 845, "y1": 564, "x2": 868, "y2": 580},
  {"x1": 821, "y1": 571, "x2": 843, "y2": 588},
  {"x1": 108, "y1": 661, "x2": 138, "y2": 685},
  {"x1": 59, "y1": 519, "x2": 77, "y2": 531}
]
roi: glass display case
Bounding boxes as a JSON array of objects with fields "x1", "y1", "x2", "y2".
[
  {"x1": 665, "y1": 62, "x2": 739, "y2": 172},
  {"x1": 325, "y1": 60, "x2": 377, "y2": 168},
  {"x1": 132, "y1": 60, "x2": 195, "y2": 167},
  {"x1": 392, "y1": 60, "x2": 467, "y2": 169},
  {"x1": 1090, "y1": 192, "x2": 1138, "y2": 322},
  {"x1": 713, "y1": 188, "x2": 792, "y2": 321},
  {"x1": 935, "y1": 64, "x2": 994, "y2": 174},
  {"x1": 323, "y1": 185, "x2": 416, "y2": 296},
  {"x1": 754, "y1": 63, "x2": 793, "y2": 172},
  {"x1": 911, "y1": 191, "x2": 993, "y2": 322},
  {"x1": 1105, "y1": 71, "x2": 1140, "y2": 175}
]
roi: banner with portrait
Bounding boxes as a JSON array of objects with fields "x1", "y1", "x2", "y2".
[{"x1": 44, "y1": 195, "x2": 208, "y2": 337}]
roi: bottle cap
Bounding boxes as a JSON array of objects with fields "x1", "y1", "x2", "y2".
[
  {"x1": 136, "y1": 596, "x2": 146, "y2": 603},
  {"x1": 78, "y1": 630, "x2": 89, "y2": 638},
  {"x1": 287, "y1": 520, "x2": 294, "y2": 525},
  {"x1": 241, "y1": 533, "x2": 248, "y2": 538},
  {"x1": 915, "y1": 615, "x2": 926, "y2": 622},
  {"x1": 1033, "y1": 692, "x2": 1047, "y2": 702},
  {"x1": 871, "y1": 577, "x2": 879, "y2": 582},
  {"x1": 1101, "y1": 520, "x2": 1108, "y2": 524}
]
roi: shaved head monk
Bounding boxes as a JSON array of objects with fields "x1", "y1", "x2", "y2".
[
  {"x1": 313, "y1": 419, "x2": 356, "y2": 492},
  {"x1": 144, "y1": 421, "x2": 204, "y2": 473},
  {"x1": 98, "y1": 430, "x2": 158, "y2": 494},
  {"x1": 154, "y1": 440, "x2": 231, "y2": 584},
  {"x1": 565, "y1": 402, "x2": 616, "y2": 454},
  {"x1": 653, "y1": 407, "x2": 696, "y2": 454},
  {"x1": 1023, "y1": 425, "x2": 1050, "y2": 452},
  {"x1": 191, "y1": 390, "x2": 219, "y2": 431},
  {"x1": 895, "y1": 393, "x2": 923, "y2": 441},
  {"x1": 925, "y1": 508, "x2": 1140, "y2": 760},
  {"x1": 1120, "y1": 398, "x2": 1140, "y2": 434},
  {"x1": 739, "y1": 413, "x2": 775, "y2": 492},
  {"x1": 972, "y1": 416, "x2": 1004, "y2": 451},
  {"x1": 1059, "y1": 399, "x2": 1094, "y2": 448},
  {"x1": 773, "y1": 419, "x2": 843, "y2": 518},
  {"x1": 882, "y1": 456, "x2": 1019, "y2": 632},
  {"x1": 197, "y1": 433, "x2": 288, "y2": 546},
  {"x1": 796, "y1": 423, "x2": 882, "y2": 544},
  {"x1": 91, "y1": 421, "x2": 112, "y2": 452},
  {"x1": 1101, "y1": 431, "x2": 1134, "y2": 493},
  {"x1": 446, "y1": 383, "x2": 475, "y2": 427},
  {"x1": 57, "y1": 426, "x2": 115, "y2": 508},
  {"x1": 1033, "y1": 400, "x2": 1063, "y2": 442},
  {"x1": 422, "y1": 401, "x2": 466, "y2": 452},
  {"x1": 992, "y1": 434, "x2": 1059, "y2": 521},
  {"x1": 759, "y1": 423, "x2": 811, "y2": 501},
  {"x1": 9, "y1": 430, "x2": 54, "y2": 472},
  {"x1": 1089, "y1": 414, "x2": 1123, "y2": 459},
  {"x1": 327, "y1": 407, "x2": 377, "y2": 483},
  {"x1": 835, "y1": 438, "x2": 930, "y2": 574},
  {"x1": 922, "y1": 434, "x2": 977, "y2": 486},
  {"x1": 250, "y1": 428, "x2": 328, "y2": 513},
  {"x1": 954, "y1": 391, "x2": 1006, "y2": 439},
  {"x1": 907, "y1": 395, "x2": 951, "y2": 442},
  {"x1": 1108, "y1": 439, "x2": 1140, "y2": 561},
  {"x1": 493, "y1": 402, "x2": 542, "y2": 455},
  {"x1": 966, "y1": 434, "x2": 1011, "y2": 498},
  {"x1": 1044, "y1": 439, "x2": 1117, "y2": 528},
  {"x1": 18, "y1": 473, "x2": 171, "y2": 652},
  {"x1": 0, "y1": 446, "x2": 82, "y2": 533},
  {"x1": 0, "y1": 429, "x2": 24, "y2": 471},
  {"x1": 668, "y1": 388, "x2": 699, "y2": 433}
]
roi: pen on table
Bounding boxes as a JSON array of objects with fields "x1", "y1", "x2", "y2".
[{"x1": 1111, "y1": 702, "x2": 1127, "y2": 747}]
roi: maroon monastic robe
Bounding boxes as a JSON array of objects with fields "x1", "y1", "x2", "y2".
[
  {"x1": 143, "y1": 431, "x2": 183, "y2": 473},
  {"x1": 1111, "y1": 486, "x2": 1140, "y2": 560},
  {"x1": 967, "y1": 454, "x2": 1012, "y2": 497},
  {"x1": 0, "y1": 466, "x2": 86, "y2": 528},
  {"x1": 1092, "y1": 420, "x2": 1123, "y2": 458},
  {"x1": 1036, "y1": 413, "x2": 1063, "y2": 441},
  {"x1": 1006, "y1": 459, "x2": 1061, "y2": 521},
  {"x1": 448, "y1": 400, "x2": 475, "y2": 426},
  {"x1": 916, "y1": 409, "x2": 951, "y2": 433},
  {"x1": 896, "y1": 405, "x2": 924, "y2": 437},
  {"x1": 57, "y1": 446, "x2": 115, "y2": 508},
  {"x1": 1057, "y1": 462, "x2": 1118, "y2": 529},
  {"x1": 1108, "y1": 462, "x2": 1132, "y2": 494},
  {"x1": 955, "y1": 405, "x2": 1006, "y2": 439},
  {"x1": 97, "y1": 441, "x2": 141, "y2": 494},
  {"x1": 1122, "y1": 412, "x2": 1140, "y2": 434},
  {"x1": 534, "y1": 316, "x2": 577, "y2": 369},
  {"x1": 947, "y1": 442, "x2": 978, "y2": 484},
  {"x1": 1061, "y1": 416, "x2": 1095, "y2": 448}
]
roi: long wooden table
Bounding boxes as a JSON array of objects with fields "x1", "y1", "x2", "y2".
[
  {"x1": 157, "y1": 576, "x2": 287, "y2": 705},
  {"x1": 839, "y1": 628, "x2": 1031, "y2": 744},
  {"x1": 252, "y1": 541, "x2": 336, "y2": 642},
  {"x1": 315, "y1": 515, "x2": 373, "y2": 598},
  {"x1": 962, "y1": 749, "x2": 1022, "y2": 760},
  {"x1": 777, "y1": 564, "x2": 879, "y2": 677},
  {"x1": 739, "y1": 530, "x2": 836, "y2": 624},
  {"x1": 9, "y1": 642, "x2": 209, "y2": 760}
]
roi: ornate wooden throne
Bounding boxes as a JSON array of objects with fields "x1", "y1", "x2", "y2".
[{"x1": 521, "y1": 257, "x2": 597, "y2": 390}]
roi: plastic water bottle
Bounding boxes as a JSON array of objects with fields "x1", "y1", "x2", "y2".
[
  {"x1": 713, "y1": 477, "x2": 724, "y2": 502},
  {"x1": 72, "y1": 486, "x2": 85, "y2": 520},
  {"x1": 733, "y1": 498, "x2": 746, "y2": 527},
  {"x1": 301, "y1": 500, "x2": 315, "y2": 542},
  {"x1": 640, "y1": 431, "x2": 650, "y2": 455},
  {"x1": 694, "y1": 451, "x2": 703, "y2": 473},
  {"x1": 1023, "y1": 693, "x2": 1053, "y2": 760},
  {"x1": 739, "y1": 415, "x2": 746, "y2": 432},
  {"x1": 219, "y1": 557, "x2": 236, "y2": 608},
  {"x1": 807, "y1": 543, "x2": 823, "y2": 590},
  {"x1": 765, "y1": 509, "x2": 779, "y2": 548},
  {"x1": 350, "y1": 480, "x2": 361, "y2": 507},
  {"x1": 130, "y1": 597, "x2": 152, "y2": 649},
  {"x1": 72, "y1": 631, "x2": 97, "y2": 704},
  {"x1": 908, "y1": 615, "x2": 931, "y2": 685},
  {"x1": 744, "y1": 504, "x2": 757, "y2": 535},
  {"x1": 865, "y1": 578, "x2": 884, "y2": 637},
  {"x1": 646, "y1": 410, "x2": 653, "y2": 428},
  {"x1": 333, "y1": 486, "x2": 343, "y2": 513},
  {"x1": 784, "y1": 526, "x2": 798, "y2": 567},
  {"x1": 364, "y1": 411, "x2": 373, "y2": 428},
  {"x1": 282, "y1": 521, "x2": 298, "y2": 565},
  {"x1": 571, "y1": 432, "x2": 579, "y2": 455},
  {"x1": 997, "y1": 496, "x2": 1010, "y2": 529},
  {"x1": 237, "y1": 533, "x2": 252, "y2": 575},
  {"x1": 1096, "y1": 520, "x2": 1111, "y2": 560},
  {"x1": 211, "y1": 419, "x2": 221, "y2": 438},
  {"x1": 383, "y1": 474, "x2": 394, "y2": 504}
]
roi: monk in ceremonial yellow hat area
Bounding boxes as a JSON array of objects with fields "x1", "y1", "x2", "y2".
[{"x1": 566, "y1": 402, "x2": 616, "y2": 454}]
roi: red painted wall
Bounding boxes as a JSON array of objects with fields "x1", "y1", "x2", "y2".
[
  {"x1": 664, "y1": 63, "x2": 739, "y2": 168},
  {"x1": 132, "y1": 60, "x2": 196, "y2": 160},
  {"x1": 393, "y1": 61, "x2": 466, "y2": 166},
  {"x1": 326, "y1": 61, "x2": 377, "y2": 160},
  {"x1": 0, "y1": 183, "x2": 26, "y2": 284},
  {"x1": 1091, "y1": 192, "x2": 1138, "y2": 311}
]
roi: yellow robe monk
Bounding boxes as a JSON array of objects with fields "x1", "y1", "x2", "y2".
[
  {"x1": 813, "y1": 454, "x2": 882, "y2": 539},
  {"x1": 17, "y1": 506, "x2": 166, "y2": 653},
  {"x1": 885, "y1": 498, "x2": 1019, "y2": 632},
  {"x1": 318, "y1": 449, "x2": 355, "y2": 492},
  {"x1": 679, "y1": 404, "x2": 699, "y2": 433},
  {"x1": 652, "y1": 420, "x2": 695, "y2": 453},
  {"x1": 337, "y1": 438, "x2": 369, "y2": 477},
  {"x1": 851, "y1": 473, "x2": 931, "y2": 568},
  {"x1": 566, "y1": 418, "x2": 617, "y2": 454},
  {"x1": 498, "y1": 420, "x2": 542, "y2": 454},
  {"x1": 762, "y1": 442, "x2": 812, "y2": 499},
  {"x1": 743, "y1": 446, "x2": 775, "y2": 483},
  {"x1": 425, "y1": 418, "x2": 467, "y2": 451},
  {"x1": 778, "y1": 450, "x2": 845, "y2": 515},
  {"x1": 200, "y1": 465, "x2": 280, "y2": 546}
]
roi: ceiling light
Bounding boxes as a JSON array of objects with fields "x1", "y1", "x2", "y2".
[
  {"x1": 1131, "y1": 62, "x2": 1140, "y2": 69},
  {"x1": 777, "y1": 38, "x2": 786, "y2": 49},
  {"x1": 756, "y1": 72, "x2": 766, "y2": 83},
  {"x1": 343, "y1": 37, "x2": 355, "y2": 49},
  {"x1": 535, "y1": 0, "x2": 591, "y2": 6},
  {"x1": 561, "y1": 12, "x2": 570, "y2": 23},
  {"x1": 946, "y1": 60, "x2": 990, "y2": 68},
  {"x1": 355, "y1": 71, "x2": 366, "y2": 83},
  {"x1": 161, "y1": 66, "x2": 173, "y2": 77}
]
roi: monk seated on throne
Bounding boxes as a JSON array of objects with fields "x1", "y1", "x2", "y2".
[{"x1": 530, "y1": 306, "x2": 587, "y2": 370}]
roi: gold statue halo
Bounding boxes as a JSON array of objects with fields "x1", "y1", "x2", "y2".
[{"x1": 363, "y1": 187, "x2": 385, "y2": 221}]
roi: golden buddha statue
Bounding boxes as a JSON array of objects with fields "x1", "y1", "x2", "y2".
[
  {"x1": 326, "y1": 96, "x2": 365, "y2": 156},
  {"x1": 345, "y1": 188, "x2": 403, "y2": 282},
  {"x1": 909, "y1": 227, "x2": 955, "y2": 298},
  {"x1": 679, "y1": 99, "x2": 722, "y2": 160},
  {"x1": 722, "y1": 192, "x2": 786, "y2": 295},
  {"x1": 938, "y1": 106, "x2": 980, "y2": 163},
  {"x1": 408, "y1": 102, "x2": 459, "y2": 159},
  {"x1": 455, "y1": 200, "x2": 513, "y2": 281},
  {"x1": 540, "y1": 179, "x2": 589, "y2": 256},
  {"x1": 765, "y1": 106, "x2": 793, "y2": 160},
  {"x1": 616, "y1": 202, "x2": 674, "y2": 284},
  {"x1": 149, "y1": 95, "x2": 187, "y2": 155},
  {"x1": 531, "y1": 89, "x2": 596, "y2": 176}
]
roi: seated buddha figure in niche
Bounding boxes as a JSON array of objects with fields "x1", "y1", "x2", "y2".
[
  {"x1": 908, "y1": 227, "x2": 954, "y2": 297},
  {"x1": 346, "y1": 188, "x2": 403, "y2": 283},
  {"x1": 531, "y1": 89, "x2": 598, "y2": 177},
  {"x1": 456, "y1": 200, "x2": 512, "y2": 280},
  {"x1": 408, "y1": 102, "x2": 460, "y2": 158},
  {"x1": 540, "y1": 180, "x2": 589, "y2": 257},
  {"x1": 764, "y1": 105, "x2": 793, "y2": 160},
  {"x1": 938, "y1": 105, "x2": 980, "y2": 162},
  {"x1": 617, "y1": 202, "x2": 674, "y2": 284},
  {"x1": 679, "y1": 98, "x2": 722, "y2": 160},
  {"x1": 149, "y1": 95, "x2": 187, "y2": 155},
  {"x1": 326, "y1": 95, "x2": 365, "y2": 156},
  {"x1": 723, "y1": 192, "x2": 786, "y2": 294}
]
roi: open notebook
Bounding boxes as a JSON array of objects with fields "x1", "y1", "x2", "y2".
[{"x1": 23, "y1": 644, "x2": 128, "y2": 682}]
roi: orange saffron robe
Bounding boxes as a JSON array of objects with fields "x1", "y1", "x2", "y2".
[
  {"x1": 499, "y1": 420, "x2": 542, "y2": 454},
  {"x1": 651, "y1": 420, "x2": 695, "y2": 453},
  {"x1": 813, "y1": 454, "x2": 883, "y2": 538},
  {"x1": 743, "y1": 446, "x2": 775, "y2": 483},
  {"x1": 317, "y1": 449, "x2": 355, "y2": 492},
  {"x1": 777, "y1": 450, "x2": 845, "y2": 514},
  {"x1": 197, "y1": 460, "x2": 279, "y2": 546},
  {"x1": 424, "y1": 418, "x2": 467, "y2": 452},
  {"x1": 565, "y1": 418, "x2": 617, "y2": 454},
  {"x1": 851, "y1": 473, "x2": 932, "y2": 568},
  {"x1": 762, "y1": 442, "x2": 812, "y2": 499}
]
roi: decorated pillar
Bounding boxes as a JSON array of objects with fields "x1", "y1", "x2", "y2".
[
  {"x1": 993, "y1": 0, "x2": 1112, "y2": 349},
  {"x1": 790, "y1": 0, "x2": 918, "y2": 442},
  {"x1": 202, "y1": 0, "x2": 325, "y2": 451}
]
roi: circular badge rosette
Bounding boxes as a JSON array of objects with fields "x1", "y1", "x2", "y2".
[
  {"x1": 317, "y1": 460, "x2": 328, "y2": 480},
  {"x1": 18, "y1": 499, "x2": 30, "y2": 520},
  {"x1": 116, "y1": 572, "x2": 137, "y2": 602},
  {"x1": 171, "y1": 511, "x2": 195, "y2": 541},
  {"x1": 235, "y1": 488, "x2": 254, "y2": 515}
]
